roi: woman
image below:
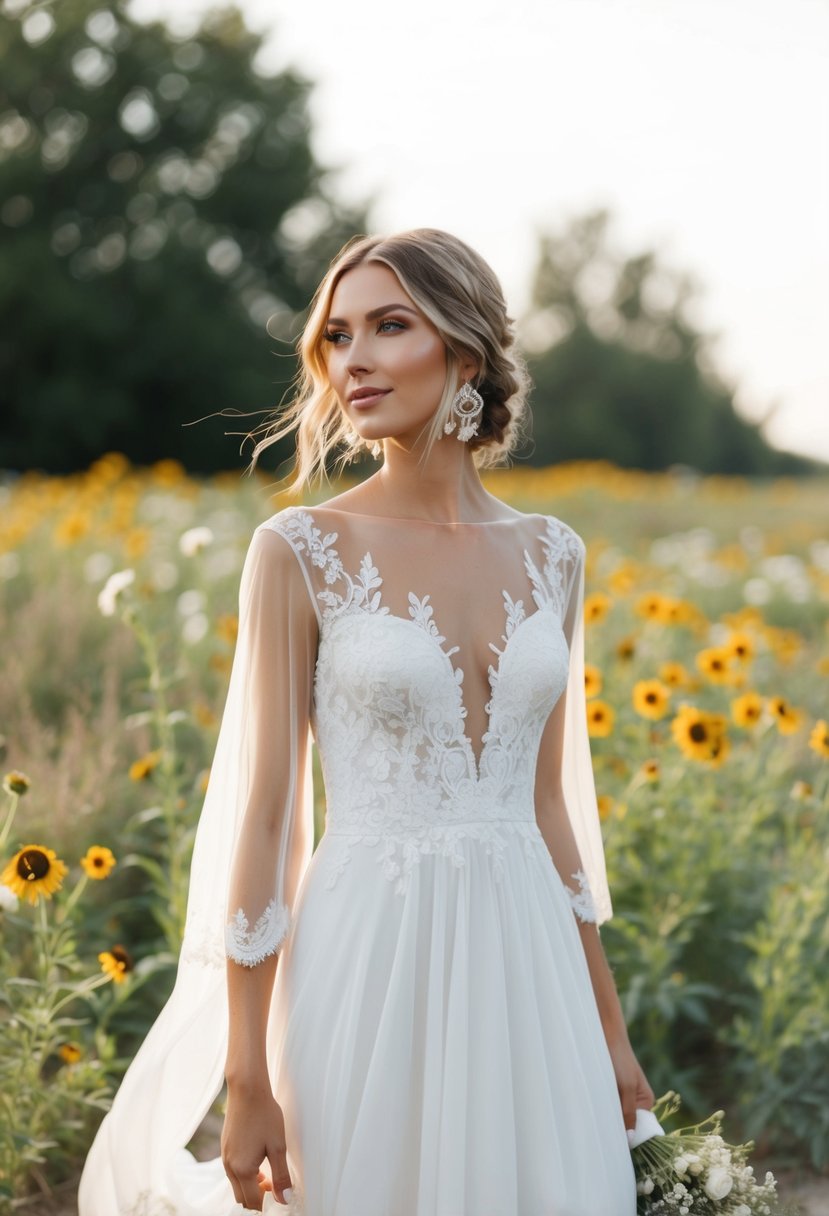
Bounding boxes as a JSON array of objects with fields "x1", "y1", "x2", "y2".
[{"x1": 80, "y1": 228, "x2": 653, "y2": 1216}]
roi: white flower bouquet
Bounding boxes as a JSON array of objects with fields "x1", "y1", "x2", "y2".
[{"x1": 630, "y1": 1092, "x2": 797, "y2": 1215}]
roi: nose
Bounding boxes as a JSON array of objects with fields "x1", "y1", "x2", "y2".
[{"x1": 345, "y1": 331, "x2": 373, "y2": 377}]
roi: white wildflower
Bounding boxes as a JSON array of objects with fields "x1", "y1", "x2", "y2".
[
  {"x1": 734, "y1": 1205, "x2": 751, "y2": 1216},
  {"x1": 98, "y1": 568, "x2": 135, "y2": 616},
  {"x1": 703, "y1": 1166, "x2": 733, "y2": 1199},
  {"x1": 179, "y1": 526, "x2": 214, "y2": 556},
  {"x1": 673, "y1": 1154, "x2": 690, "y2": 1175},
  {"x1": 176, "y1": 588, "x2": 205, "y2": 617},
  {"x1": 182, "y1": 612, "x2": 208, "y2": 645},
  {"x1": 0, "y1": 884, "x2": 19, "y2": 912}
]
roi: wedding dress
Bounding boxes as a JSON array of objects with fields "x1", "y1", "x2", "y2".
[{"x1": 79, "y1": 505, "x2": 637, "y2": 1216}]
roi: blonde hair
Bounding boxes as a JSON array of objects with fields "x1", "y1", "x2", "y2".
[{"x1": 246, "y1": 228, "x2": 531, "y2": 491}]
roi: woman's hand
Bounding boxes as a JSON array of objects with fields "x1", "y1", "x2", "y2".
[
  {"x1": 606, "y1": 1035, "x2": 655, "y2": 1132},
  {"x1": 221, "y1": 1082, "x2": 293, "y2": 1211}
]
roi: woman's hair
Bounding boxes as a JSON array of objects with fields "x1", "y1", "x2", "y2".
[{"x1": 246, "y1": 227, "x2": 531, "y2": 491}]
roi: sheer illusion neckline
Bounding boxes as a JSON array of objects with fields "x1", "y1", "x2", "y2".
[{"x1": 306, "y1": 505, "x2": 535, "y2": 527}]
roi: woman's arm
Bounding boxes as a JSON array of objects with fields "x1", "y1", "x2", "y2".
[{"x1": 219, "y1": 525, "x2": 318, "y2": 1210}]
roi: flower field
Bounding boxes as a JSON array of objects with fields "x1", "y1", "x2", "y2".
[{"x1": 0, "y1": 454, "x2": 827, "y2": 1210}]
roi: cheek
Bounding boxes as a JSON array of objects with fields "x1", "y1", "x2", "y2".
[{"x1": 397, "y1": 334, "x2": 446, "y2": 381}]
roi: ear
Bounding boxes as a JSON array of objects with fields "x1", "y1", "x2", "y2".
[{"x1": 457, "y1": 350, "x2": 481, "y2": 384}]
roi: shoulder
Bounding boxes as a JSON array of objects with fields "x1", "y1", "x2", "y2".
[{"x1": 538, "y1": 512, "x2": 585, "y2": 563}]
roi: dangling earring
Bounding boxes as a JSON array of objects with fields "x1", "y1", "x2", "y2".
[
  {"x1": 368, "y1": 440, "x2": 383, "y2": 459},
  {"x1": 444, "y1": 381, "x2": 484, "y2": 442}
]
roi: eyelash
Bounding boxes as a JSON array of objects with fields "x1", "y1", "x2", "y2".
[{"x1": 322, "y1": 319, "x2": 406, "y2": 344}]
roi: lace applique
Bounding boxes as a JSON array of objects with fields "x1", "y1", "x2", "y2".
[
  {"x1": 179, "y1": 925, "x2": 225, "y2": 969},
  {"x1": 566, "y1": 870, "x2": 599, "y2": 924},
  {"x1": 323, "y1": 820, "x2": 551, "y2": 896},
  {"x1": 225, "y1": 898, "x2": 291, "y2": 966}
]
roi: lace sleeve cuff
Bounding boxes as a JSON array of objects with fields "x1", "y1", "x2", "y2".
[
  {"x1": 566, "y1": 870, "x2": 599, "y2": 924},
  {"x1": 225, "y1": 898, "x2": 291, "y2": 967}
]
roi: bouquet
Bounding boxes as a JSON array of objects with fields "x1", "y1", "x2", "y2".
[{"x1": 629, "y1": 1093, "x2": 797, "y2": 1215}]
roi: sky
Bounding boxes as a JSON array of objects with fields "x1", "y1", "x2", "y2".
[{"x1": 129, "y1": 0, "x2": 829, "y2": 463}]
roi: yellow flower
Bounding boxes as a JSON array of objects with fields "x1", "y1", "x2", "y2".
[
  {"x1": 767, "y1": 696, "x2": 804, "y2": 736},
  {"x1": 584, "y1": 664, "x2": 603, "y2": 698},
  {"x1": 641, "y1": 759, "x2": 660, "y2": 782},
  {"x1": 1, "y1": 844, "x2": 68, "y2": 906},
  {"x1": 809, "y1": 719, "x2": 829, "y2": 758},
  {"x1": 2, "y1": 770, "x2": 30, "y2": 796},
  {"x1": 58, "y1": 1042, "x2": 83, "y2": 1065},
  {"x1": 659, "y1": 661, "x2": 690, "y2": 688},
  {"x1": 635, "y1": 592, "x2": 669, "y2": 622},
  {"x1": 99, "y1": 945, "x2": 134, "y2": 984},
  {"x1": 80, "y1": 845, "x2": 117, "y2": 880},
  {"x1": 129, "y1": 749, "x2": 163, "y2": 781},
  {"x1": 586, "y1": 700, "x2": 615, "y2": 737},
  {"x1": 670, "y1": 705, "x2": 729, "y2": 765},
  {"x1": 194, "y1": 701, "x2": 218, "y2": 729},
  {"x1": 614, "y1": 636, "x2": 636, "y2": 662},
  {"x1": 597, "y1": 794, "x2": 614, "y2": 821},
  {"x1": 632, "y1": 679, "x2": 671, "y2": 720},
  {"x1": 584, "y1": 592, "x2": 612, "y2": 624},
  {"x1": 731, "y1": 691, "x2": 764, "y2": 729},
  {"x1": 724, "y1": 631, "x2": 755, "y2": 664},
  {"x1": 695, "y1": 646, "x2": 737, "y2": 685},
  {"x1": 216, "y1": 614, "x2": 239, "y2": 645}
]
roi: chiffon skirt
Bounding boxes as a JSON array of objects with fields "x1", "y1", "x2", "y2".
[{"x1": 260, "y1": 827, "x2": 636, "y2": 1216}]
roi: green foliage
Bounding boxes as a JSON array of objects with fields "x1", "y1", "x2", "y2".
[
  {"x1": 0, "y1": 1, "x2": 368, "y2": 475},
  {"x1": 522, "y1": 210, "x2": 822, "y2": 476}
]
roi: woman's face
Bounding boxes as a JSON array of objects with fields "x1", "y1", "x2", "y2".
[{"x1": 322, "y1": 262, "x2": 454, "y2": 449}]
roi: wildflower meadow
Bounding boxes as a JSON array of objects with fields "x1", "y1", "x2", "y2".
[{"x1": 0, "y1": 454, "x2": 827, "y2": 1211}]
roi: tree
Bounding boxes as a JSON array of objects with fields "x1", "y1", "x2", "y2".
[
  {"x1": 0, "y1": 0, "x2": 368, "y2": 474},
  {"x1": 520, "y1": 210, "x2": 818, "y2": 475}
]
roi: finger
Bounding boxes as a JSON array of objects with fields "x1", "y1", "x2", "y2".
[
  {"x1": 622, "y1": 1085, "x2": 637, "y2": 1131},
  {"x1": 269, "y1": 1157, "x2": 293, "y2": 1206}
]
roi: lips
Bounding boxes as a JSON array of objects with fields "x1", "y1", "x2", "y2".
[{"x1": 349, "y1": 389, "x2": 391, "y2": 409}]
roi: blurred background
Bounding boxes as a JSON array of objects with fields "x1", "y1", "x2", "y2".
[{"x1": 1, "y1": 0, "x2": 827, "y2": 479}]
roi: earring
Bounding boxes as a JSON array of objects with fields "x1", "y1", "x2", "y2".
[
  {"x1": 368, "y1": 440, "x2": 383, "y2": 459},
  {"x1": 444, "y1": 381, "x2": 484, "y2": 442}
]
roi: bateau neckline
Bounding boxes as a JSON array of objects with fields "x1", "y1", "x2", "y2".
[{"x1": 300, "y1": 505, "x2": 542, "y2": 527}]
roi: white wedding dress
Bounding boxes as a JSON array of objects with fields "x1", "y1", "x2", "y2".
[{"x1": 79, "y1": 505, "x2": 636, "y2": 1216}]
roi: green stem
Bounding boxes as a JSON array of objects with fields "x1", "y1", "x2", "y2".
[{"x1": 0, "y1": 791, "x2": 20, "y2": 852}]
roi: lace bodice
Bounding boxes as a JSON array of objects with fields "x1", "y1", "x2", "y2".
[{"x1": 177, "y1": 505, "x2": 612, "y2": 970}]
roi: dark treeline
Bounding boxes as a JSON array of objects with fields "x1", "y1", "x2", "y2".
[{"x1": 0, "y1": 2, "x2": 820, "y2": 478}]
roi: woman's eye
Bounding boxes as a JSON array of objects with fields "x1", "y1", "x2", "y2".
[
  {"x1": 322, "y1": 330, "x2": 347, "y2": 344},
  {"x1": 378, "y1": 319, "x2": 405, "y2": 333}
]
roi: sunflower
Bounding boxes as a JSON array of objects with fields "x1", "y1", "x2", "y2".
[
  {"x1": 724, "y1": 631, "x2": 756, "y2": 664},
  {"x1": 2, "y1": 770, "x2": 30, "y2": 796},
  {"x1": 641, "y1": 759, "x2": 661, "y2": 782},
  {"x1": 809, "y1": 719, "x2": 829, "y2": 758},
  {"x1": 216, "y1": 613, "x2": 239, "y2": 645},
  {"x1": 767, "y1": 696, "x2": 804, "y2": 736},
  {"x1": 129, "y1": 749, "x2": 163, "y2": 781},
  {"x1": 597, "y1": 794, "x2": 615, "y2": 821},
  {"x1": 695, "y1": 647, "x2": 736, "y2": 685},
  {"x1": 80, "y1": 845, "x2": 117, "y2": 880},
  {"x1": 615, "y1": 636, "x2": 637, "y2": 662},
  {"x1": 584, "y1": 664, "x2": 603, "y2": 698},
  {"x1": 99, "y1": 945, "x2": 134, "y2": 984},
  {"x1": 58, "y1": 1042, "x2": 83, "y2": 1065},
  {"x1": 635, "y1": 592, "x2": 669, "y2": 622},
  {"x1": 659, "y1": 661, "x2": 690, "y2": 688},
  {"x1": 586, "y1": 700, "x2": 615, "y2": 738},
  {"x1": 1, "y1": 844, "x2": 68, "y2": 906},
  {"x1": 670, "y1": 705, "x2": 728, "y2": 765},
  {"x1": 632, "y1": 679, "x2": 671, "y2": 720},
  {"x1": 731, "y1": 691, "x2": 764, "y2": 729},
  {"x1": 584, "y1": 593, "x2": 612, "y2": 625}
]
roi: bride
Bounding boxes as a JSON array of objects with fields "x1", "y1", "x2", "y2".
[{"x1": 80, "y1": 227, "x2": 653, "y2": 1215}]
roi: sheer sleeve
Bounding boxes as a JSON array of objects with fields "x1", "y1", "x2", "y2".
[
  {"x1": 77, "y1": 514, "x2": 319, "y2": 1215},
  {"x1": 535, "y1": 523, "x2": 613, "y2": 926},
  {"x1": 222, "y1": 524, "x2": 317, "y2": 966}
]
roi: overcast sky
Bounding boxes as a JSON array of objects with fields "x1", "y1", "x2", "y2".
[{"x1": 131, "y1": 0, "x2": 829, "y2": 463}]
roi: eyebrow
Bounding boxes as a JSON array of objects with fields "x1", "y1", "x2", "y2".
[{"x1": 326, "y1": 303, "x2": 419, "y2": 327}]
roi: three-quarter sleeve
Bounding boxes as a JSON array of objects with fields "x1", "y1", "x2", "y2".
[
  {"x1": 558, "y1": 533, "x2": 613, "y2": 925},
  {"x1": 222, "y1": 524, "x2": 318, "y2": 966}
]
